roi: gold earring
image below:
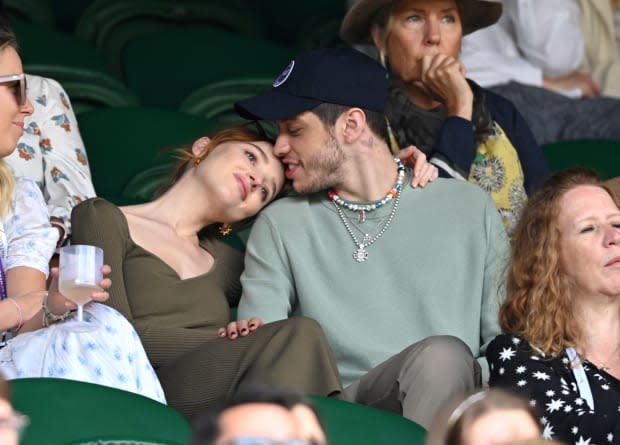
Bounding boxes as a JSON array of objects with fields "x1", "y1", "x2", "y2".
[
  {"x1": 219, "y1": 223, "x2": 232, "y2": 236},
  {"x1": 194, "y1": 157, "x2": 202, "y2": 166}
]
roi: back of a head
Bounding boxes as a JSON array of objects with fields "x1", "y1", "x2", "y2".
[
  {"x1": 191, "y1": 385, "x2": 324, "y2": 445},
  {"x1": 425, "y1": 388, "x2": 541, "y2": 445}
]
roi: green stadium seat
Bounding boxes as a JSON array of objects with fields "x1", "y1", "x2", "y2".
[
  {"x1": 542, "y1": 139, "x2": 620, "y2": 180},
  {"x1": 178, "y1": 77, "x2": 273, "y2": 126},
  {"x1": 10, "y1": 378, "x2": 190, "y2": 445},
  {"x1": 258, "y1": 0, "x2": 346, "y2": 49},
  {"x1": 24, "y1": 66, "x2": 140, "y2": 114},
  {"x1": 50, "y1": 0, "x2": 96, "y2": 32},
  {"x1": 5, "y1": 0, "x2": 55, "y2": 26},
  {"x1": 12, "y1": 21, "x2": 110, "y2": 74},
  {"x1": 77, "y1": 107, "x2": 216, "y2": 202},
  {"x1": 74, "y1": 0, "x2": 263, "y2": 78},
  {"x1": 310, "y1": 396, "x2": 426, "y2": 445},
  {"x1": 123, "y1": 27, "x2": 295, "y2": 109}
]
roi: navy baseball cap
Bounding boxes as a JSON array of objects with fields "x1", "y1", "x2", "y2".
[{"x1": 235, "y1": 46, "x2": 389, "y2": 121}]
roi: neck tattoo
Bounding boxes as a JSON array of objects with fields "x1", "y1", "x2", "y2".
[
  {"x1": 328, "y1": 158, "x2": 406, "y2": 223},
  {"x1": 329, "y1": 158, "x2": 405, "y2": 263}
]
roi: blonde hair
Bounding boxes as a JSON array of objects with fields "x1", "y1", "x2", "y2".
[
  {"x1": 0, "y1": 161, "x2": 15, "y2": 216},
  {"x1": 0, "y1": 21, "x2": 19, "y2": 215},
  {"x1": 500, "y1": 168, "x2": 618, "y2": 356}
]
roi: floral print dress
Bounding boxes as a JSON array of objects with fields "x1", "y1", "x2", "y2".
[
  {"x1": 0, "y1": 179, "x2": 165, "y2": 403},
  {"x1": 4, "y1": 75, "x2": 96, "y2": 237}
]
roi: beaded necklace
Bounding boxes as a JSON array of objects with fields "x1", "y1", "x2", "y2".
[
  {"x1": 329, "y1": 158, "x2": 405, "y2": 263},
  {"x1": 328, "y1": 158, "x2": 405, "y2": 223}
]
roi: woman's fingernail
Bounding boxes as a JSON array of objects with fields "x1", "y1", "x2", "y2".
[
  {"x1": 240, "y1": 328, "x2": 248, "y2": 334},
  {"x1": 249, "y1": 323, "x2": 256, "y2": 329}
]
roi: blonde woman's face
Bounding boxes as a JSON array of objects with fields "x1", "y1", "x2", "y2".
[
  {"x1": 558, "y1": 185, "x2": 620, "y2": 299},
  {"x1": 0, "y1": 46, "x2": 32, "y2": 157},
  {"x1": 463, "y1": 409, "x2": 540, "y2": 445},
  {"x1": 377, "y1": 0, "x2": 462, "y2": 82}
]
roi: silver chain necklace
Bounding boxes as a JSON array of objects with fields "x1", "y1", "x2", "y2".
[{"x1": 332, "y1": 179, "x2": 403, "y2": 263}]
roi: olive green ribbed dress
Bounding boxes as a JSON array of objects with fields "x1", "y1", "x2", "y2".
[{"x1": 71, "y1": 198, "x2": 342, "y2": 419}]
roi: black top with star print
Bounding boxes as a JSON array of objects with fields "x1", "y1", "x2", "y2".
[{"x1": 487, "y1": 334, "x2": 620, "y2": 445}]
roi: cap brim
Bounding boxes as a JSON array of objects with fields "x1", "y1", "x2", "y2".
[{"x1": 235, "y1": 90, "x2": 323, "y2": 121}]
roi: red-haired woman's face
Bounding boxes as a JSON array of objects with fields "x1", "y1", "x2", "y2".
[
  {"x1": 194, "y1": 139, "x2": 285, "y2": 222},
  {"x1": 558, "y1": 185, "x2": 620, "y2": 299}
]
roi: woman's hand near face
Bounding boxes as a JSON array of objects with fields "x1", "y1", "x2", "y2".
[
  {"x1": 420, "y1": 54, "x2": 473, "y2": 119},
  {"x1": 218, "y1": 317, "x2": 264, "y2": 340}
]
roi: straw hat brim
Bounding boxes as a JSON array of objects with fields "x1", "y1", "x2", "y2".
[{"x1": 340, "y1": 0, "x2": 503, "y2": 44}]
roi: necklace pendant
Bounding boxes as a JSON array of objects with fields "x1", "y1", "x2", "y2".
[
  {"x1": 358, "y1": 209, "x2": 366, "y2": 223},
  {"x1": 353, "y1": 245, "x2": 368, "y2": 263}
]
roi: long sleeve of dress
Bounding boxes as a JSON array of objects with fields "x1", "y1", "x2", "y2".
[{"x1": 487, "y1": 334, "x2": 620, "y2": 444}]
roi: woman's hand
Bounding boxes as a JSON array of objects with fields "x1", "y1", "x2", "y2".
[
  {"x1": 397, "y1": 146, "x2": 439, "y2": 187},
  {"x1": 218, "y1": 317, "x2": 264, "y2": 340},
  {"x1": 420, "y1": 53, "x2": 473, "y2": 119},
  {"x1": 46, "y1": 264, "x2": 112, "y2": 314}
]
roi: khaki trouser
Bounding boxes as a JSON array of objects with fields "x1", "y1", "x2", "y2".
[{"x1": 343, "y1": 335, "x2": 482, "y2": 429}]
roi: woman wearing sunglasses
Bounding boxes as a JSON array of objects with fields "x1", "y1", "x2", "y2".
[{"x1": 0, "y1": 21, "x2": 165, "y2": 403}]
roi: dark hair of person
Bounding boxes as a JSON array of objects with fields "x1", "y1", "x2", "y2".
[
  {"x1": 0, "y1": 5, "x2": 18, "y2": 52},
  {"x1": 311, "y1": 103, "x2": 389, "y2": 146},
  {"x1": 191, "y1": 384, "x2": 322, "y2": 445},
  {"x1": 500, "y1": 167, "x2": 619, "y2": 356}
]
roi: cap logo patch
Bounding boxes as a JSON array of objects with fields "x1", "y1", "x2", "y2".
[{"x1": 273, "y1": 60, "x2": 295, "y2": 88}]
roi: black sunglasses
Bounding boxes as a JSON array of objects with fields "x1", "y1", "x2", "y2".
[{"x1": 0, "y1": 73, "x2": 27, "y2": 106}]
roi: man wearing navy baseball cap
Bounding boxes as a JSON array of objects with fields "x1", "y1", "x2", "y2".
[{"x1": 228, "y1": 46, "x2": 508, "y2": 429}]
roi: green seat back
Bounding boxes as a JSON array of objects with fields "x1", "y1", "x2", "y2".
[
  {"x1": 178, "y1": 77, "x2": 273, "y2": 125},
  {"x1": 23, "y1": 66, "x2": 140, "y2": 114},
  {"x1": 75, "y1": 0, "x2": 263, "y2": 78},
  {"x1": 542, "y1": 139, "x2": 620, "y2": 180},
  {"x1": 123, "y1": 28, "x2": 295, "y2": 109},
  {"x1": 259, "y1": 0, "x2": 346, "y2": 49},
  {"x1": 310, "y1": 396, "x2": 426, "y2": 445},
  {"x1": 13, "y1": 21, "x2": 110, "y2": 74},
  {"x1": 77, "y1": 107, "x2": 216, "y2": 201},
  {"x1": 10, "y1": 377, "x2": 190, "y2": 445},
  {"x1": 5, "y1": 0, "x2": 55, "y2": 26}
]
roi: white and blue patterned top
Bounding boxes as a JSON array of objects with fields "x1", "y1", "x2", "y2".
[
  {"x1": 0, "y1": 177, "x2": 57, "y2": 276},
  {"x1": 0, "y1": 178, "x2": 165, "y2": 403}
]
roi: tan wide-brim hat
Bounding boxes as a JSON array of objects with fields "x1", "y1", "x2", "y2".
[{"x1": 340, "y1": 0, "x2": 503, "y2": 44}]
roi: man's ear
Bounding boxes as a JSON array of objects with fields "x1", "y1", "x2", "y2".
[
  {"x1": 191, "y1": 136, "x2": 211, "y2": 157},
  {"x1": 342, "y1": 108, "x2": 367, "y2": 144}
]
